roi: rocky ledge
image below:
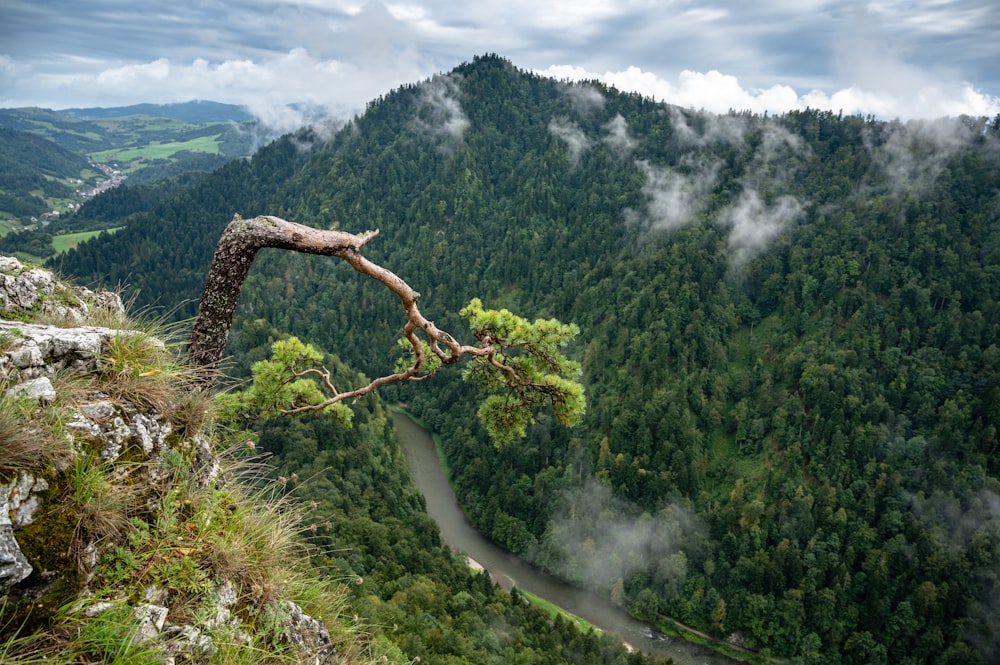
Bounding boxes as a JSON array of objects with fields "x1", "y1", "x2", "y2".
[{"x1": 0, "y1": 256, "x2": 343, "y2": 664}]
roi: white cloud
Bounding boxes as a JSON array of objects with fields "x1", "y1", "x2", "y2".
[
  {"x1": 80, "y1": 52, "x2": 351, "y2": 108},
  {"x1": 12, "y1": 43, "x2": 423, "y2": 125},
  {"x1": 602, "y1": 114, "x2": 635, "y2": 154},
  {"x1": 411, "y1": 73, "x2": 469, "y2": 146},
  {"x1": 669, "y1": 107, "x2": 749, "y2": 147},
  {"x1": 500, "y1": 0, "x2": 626, "y2": 33},
  {"x1": 723, "y1": 190, "x2": 804, "y2": 266},
  {"x1": 538, "y1": 64, "x2": 1000, "y2": 120},
  {"x1": 548, "y1": 118, "x2": 591, "y2": 165},
  {"x1": 627, "y1": 157, "x2": 721, "y2": 232},
  {"x1": 540, "y1": 480, "x2": 705, "y2": 591},
  {"x1": 865, "y1": 116, "x2": 985, "y2": 195},
  {"x1": 558, "y1": 82, "x2": 606, "y2": 114},
  {"x1": 1, "y1": 0, "x2": 997, "y2": 122},
  {"x1": 629, "y1": 112, "x2": 809, "y2": 262}
]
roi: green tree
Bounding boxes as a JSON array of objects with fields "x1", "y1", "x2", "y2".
[{"x1": 192, "y1": 214, "x2": 585, "y2": 445}]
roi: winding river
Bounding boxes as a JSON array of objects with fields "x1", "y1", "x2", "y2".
[{"x1": 391, "y1": 410, "x2": 738, "y2": 665}]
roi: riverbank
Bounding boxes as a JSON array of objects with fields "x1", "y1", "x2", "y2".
[
  {"x1": 389, "y1": 407, "x2": 744, "y2": 665},
  {"x1": 464, "y1": 553, "x2": 608, "y2": 644},
  {"x1": 653, "y1": 615, "x2": 772, "y2": 665}
]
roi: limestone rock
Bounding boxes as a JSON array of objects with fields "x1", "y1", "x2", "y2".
[
  {"x1": 64, "y1": 404, "x2": 172, "y2": 462},
  {"x1": 0, "y1": 258, "x2": 123, "y2": 323},
  {"x1": 6, "y1": 376, "x2": 56, "y2": 403},
  {"x1": 0, "y1": 255, "x2": 341, "y2": 665},
  {"x1": 131, "y1": 412, "x2": 172, "y2": 456},
  {"x1": 0, "y1": 321, "x2": 127, "y2": 384},
  {"x1": 1, "y1": 473, "x2": 49, "y2": 528},
  {"x1": 64, "y1": 413, "x2": 103, "y2": 439},
  {"x1": 160, "y1": 623, "x2": 217, "y2": 662},
  {"x1": 0, "y1": 473, "x2": 50, "y2": 590},
  {"x1": 135, "y1": 603, "x2": 170, "y2": 641},
  {"x1": 0, "y1": 256, "x2": 21, "y2": 273},
  {"x1": 280, "y1": 601, "x2": 337, "y2": 664},
  {"x1": 78, "y1": 400, "x2": 116, "y2": 420},
  {"x1": 0, "y1": 525, "x2": 32, "y2": 589},
  {"x1": 0, "y1": 271, "x2": 42, "y2": 310},
  {"x1": 82, "y1": 601, "x2": 117, "y2": 618}
]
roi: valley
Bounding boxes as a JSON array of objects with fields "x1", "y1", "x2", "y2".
[{"x1": 4, "y1": 55, "x2": 1000, "y2": 664}]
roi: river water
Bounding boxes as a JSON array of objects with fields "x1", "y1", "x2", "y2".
[{"x1": 390, "y1": 410, "x2": 738, "y2": 665}]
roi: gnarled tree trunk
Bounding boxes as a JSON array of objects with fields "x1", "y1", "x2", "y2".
[
  {"x1": 186, "y1": 215, "x2": 379, "y2": 375},
  {"x1": 186, "y1": 214, "x2": 484, "y2": 390},
  {"x1": 186, "y1": 214, "x2": 583, "y2": 439}
]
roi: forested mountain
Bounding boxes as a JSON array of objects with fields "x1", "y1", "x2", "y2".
[
  {"x1": 55, "y1": 55, "x2": 1000, "y2": 664},
  {"x1": 0, "y1": 107, "x2": 114, "y2": 154},
  {"x1": 0, "y1": 105, "x2": 261, "y2": 190},
  {"x1": 60, "y1": 100, "x2": 255, "y2": 123},
  {"x1": 219, "y1": 320, "x2": 657, "y2": 665},
  {"x1": 0, "y1": 127, "x2": 100, "y2": 218}
]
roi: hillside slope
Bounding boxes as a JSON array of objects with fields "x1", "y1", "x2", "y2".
[
  {"x1": 53, "y1": 55, "x2": 1000, "y2": 663},
  {"x1": 60, "y1": 101, "x2": 255, "y2": 123},
  {"x1": 1, "y1": 253, "x2": 661, "y2": 665},
  {"x1": 0, "y1": 128, "x2": 101, "y2": 221},
  {"x1": 0, "y1": 256, "x2": 393, "y2": 663}
]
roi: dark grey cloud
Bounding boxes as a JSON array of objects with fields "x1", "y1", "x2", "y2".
[{"x1": 1, "y1": 0, "x2": 997, "y2": 121}]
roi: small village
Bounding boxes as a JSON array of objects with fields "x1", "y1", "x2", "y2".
[{"x1": 86, "y1": 162, "x2": 128, "y2": 197}]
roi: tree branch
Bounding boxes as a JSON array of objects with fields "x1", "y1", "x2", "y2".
[
  {"x1": 187, "y1": 214, "x2": 487, "y2": 385},
  {"x1": 189, "y1": 215, "x2": 584, "y2": 441}
]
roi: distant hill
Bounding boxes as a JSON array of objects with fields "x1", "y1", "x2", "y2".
[
  {"x1": 0, "y1": 105, "x2": 259, "y2": 160},
  {"x1": 0, "y1": 102, "x2": 263, "y2": 247},
  {"x1": 60, "y1": 100, "x2": 255, "y2": 123},
  {"x1": 0, "y1": 104, "x2": 263, "y2": 193},
  {"x1": 0, "y1": 127, "x2": 94, "y2": 178},
  {"x1": 0, "y1": 127, "x2": 100, "y2": 222},
  {"x1": 0, "y1": 107, "x2": 111, "y2": 154}
]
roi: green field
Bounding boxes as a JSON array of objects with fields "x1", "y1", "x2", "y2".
[
  {"x1": 90, "y1": 135, "x2": 222, "y2": 164},
  {"x1": 518, "y1": 589, "x2": 597, "y2": 634},
  {"x1": 51, "y1": 227, "x2": 123, "y2": 254}
]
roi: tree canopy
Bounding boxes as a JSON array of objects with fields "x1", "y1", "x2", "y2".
[
  {"x1": 54, "y1": 54, "x2": 1000, "y2": 664},
  {"x1": 190, "y1": 214, "x2": 585, "y2": 445}
]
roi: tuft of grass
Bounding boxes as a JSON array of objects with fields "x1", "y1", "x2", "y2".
[
  {"x1": 4, "y1": 439, "x2": 377, "y2": 664},
  {"x1": 86, "y1": 299, "x2": 213, "y2": 422},
  {"x1": 62, "y1": 455, "x2": 144, "y2": 572},
  {"x1": 169, "y1": 386, "x2": 218, "y2": 440},
  {"x1": 0, "y1": 391, "x2": 72, "y2": 481},
  {"x1": 0, "y1": 328, "x2": 22, "y2": 353},
  {"x1": 97, "y1": 330, "x2": 186, "y2": 413},
  {"x1": 1, "y1": 271, "x2": 383, "y2": 664},
  {"x1": 0, "y1": 600, "x2": 163, "y2": 665}
]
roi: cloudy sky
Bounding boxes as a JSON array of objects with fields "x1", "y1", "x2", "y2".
[{"x1": 2, "y1": 0, "x2": 999, "y2": 126}]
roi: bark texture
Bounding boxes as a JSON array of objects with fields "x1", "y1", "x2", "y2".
[
  {"x1": 186, "y1": 216, "x2": 376, "y2": 374},
  {"x1": 186, "y1": 215, "x2": 483, "y2": 389},
  {"x1": 186, "y1": 215, "x2": 583, "y2": 434}
]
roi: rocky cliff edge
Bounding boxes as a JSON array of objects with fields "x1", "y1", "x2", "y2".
[{"x1": 0, "y1": 256, "x2": 368, "y2": 664}]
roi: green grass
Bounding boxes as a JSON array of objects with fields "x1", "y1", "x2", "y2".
[
  {"x1": 10, "y1": 251, "x2": 46, "y2": 265},
  {"x1": 519, "y1": 590, "x2": 597, "y2": 634},
  {"x1": 90, "y1": 135, "x2": 222, "y2": 163},
  {"x1": 651, "y1": 615, "x2": 772, "y2": 664},
  {"x1": 51, "y1": 227, "x2": 123, "y2": 254},
  {"x1": 0, "y1": 296, "x2": 380, "y2": 664}
]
